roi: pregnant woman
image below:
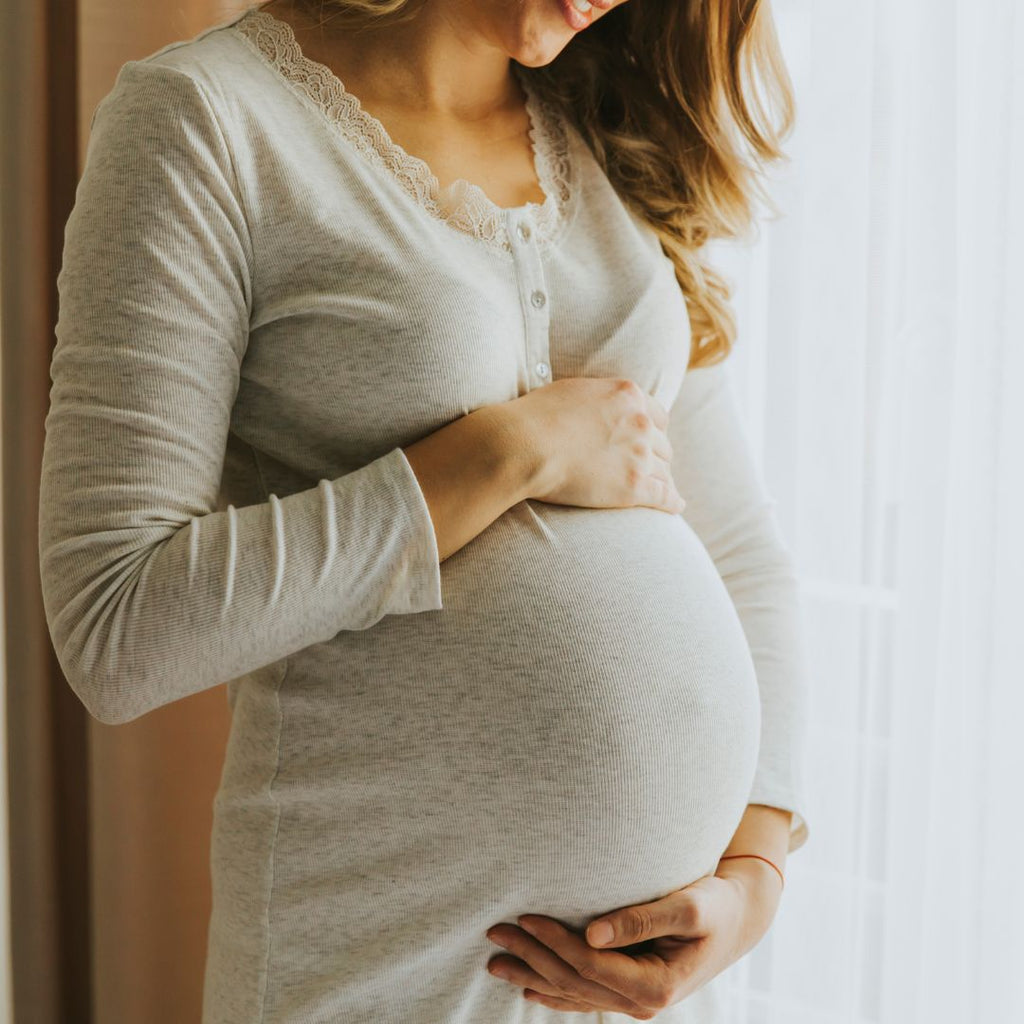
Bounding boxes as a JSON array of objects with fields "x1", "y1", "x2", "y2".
[{"x1": 38, "y1": 0, "x2": 811, "y2": 1019}]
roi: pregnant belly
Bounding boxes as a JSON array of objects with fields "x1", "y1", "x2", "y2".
[{"x1": 264, "y1": 500, "x2": 762, "y2": 935}]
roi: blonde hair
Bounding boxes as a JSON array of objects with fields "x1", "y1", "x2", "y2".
[{"x1": 284, "y1": 0, "x2": 796, "y2": 370}]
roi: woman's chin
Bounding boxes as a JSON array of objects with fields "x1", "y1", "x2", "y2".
[{"x1": 497, "y1": 3, "x2": 579, "y2": 67}]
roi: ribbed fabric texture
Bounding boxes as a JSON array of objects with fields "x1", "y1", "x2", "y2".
[{"x1": 38, "y1": 5, "x2": 810, "y2": 1022}]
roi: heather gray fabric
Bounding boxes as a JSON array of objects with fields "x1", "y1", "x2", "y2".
[{"x1": 38, "y1": 5, "x2": 810, "y2": 1021}]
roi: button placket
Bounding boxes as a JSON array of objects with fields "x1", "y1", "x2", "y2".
[{"x1": 508, "y1": 211, "x2": 553, "y2": 391}]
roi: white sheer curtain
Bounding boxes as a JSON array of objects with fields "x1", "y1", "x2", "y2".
[{"x1": 705, "y1": 1, "x2": 1024, "y2": 1020}]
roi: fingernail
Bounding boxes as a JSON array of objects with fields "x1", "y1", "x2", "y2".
[
  {"x1": 589, "y1": 921, "x2": 614, "y2": 946},
  {"x1": 518, "y1": 917, "x2": 538, "y2": 936}
]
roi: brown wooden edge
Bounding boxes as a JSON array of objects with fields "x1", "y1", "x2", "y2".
[{"x1": 1, "y1": 0, "x2": 93, "y2": 1019}]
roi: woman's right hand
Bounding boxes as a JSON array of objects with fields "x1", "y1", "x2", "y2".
[{"x1": 506, "y1": 377, "x2": 687, "y2": 516}]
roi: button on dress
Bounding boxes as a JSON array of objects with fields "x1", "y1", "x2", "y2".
[{"x1": 38, "y1": 4, "x2": 811, "y2": 1022}]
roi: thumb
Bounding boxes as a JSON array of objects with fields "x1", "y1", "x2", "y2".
[{"x1": 586, "y1": 889, "x2": 702, "y2": 949}]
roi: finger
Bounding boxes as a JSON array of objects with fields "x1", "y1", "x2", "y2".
[
  {"x1": 642, "y1": 471, "x2": 686, "y2": 513},
  {"x1": 523, "y1": 987, "x2": 601, "y2": 1012},
  {"x1": 487, "y1": 925, "x2": 645, "y2": 1013},
  {"x1": 488, "y1": 953, "x2": 592, "y2": 1005},
  {"x1": 646, "y1": 464, "x2": 679, "y2": 490},
  {"x1": 492, "y1": 922, "x2": 648, "y2": 1010},
  {"x1": 515, "y1": 916, "x2": 671, "y2": 1011},
  {"x1": 644, "y1": 394, "x2": 670, "y2": 431},
  {"x1": 648, "y1": 429, "x2": 673, "y2": 464},
  {"x1": 588, "y1": 888, "x2": 709, "y2": 949}
]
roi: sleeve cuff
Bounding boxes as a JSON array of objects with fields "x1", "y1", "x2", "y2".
[
  {"x1": 746, "y1": 778, "x2": 810, "y2": 854},
  {"x1": 386, "y1": 445, "x2": 444, "y2": 615}
]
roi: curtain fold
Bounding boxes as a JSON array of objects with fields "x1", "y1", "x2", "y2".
[{"x1": 709, "y1": 1, "x2": 1024, "y2": 1020}]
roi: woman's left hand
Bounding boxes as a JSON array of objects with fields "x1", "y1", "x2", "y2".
[{"x1": 484, "y1": 859, "x2": 783, "y2": 1019}]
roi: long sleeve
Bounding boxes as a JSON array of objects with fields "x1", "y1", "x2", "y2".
[
  {"x1": 667, "y1": 356, "x2": 811, "y2": 854},
  {"x1": 38, "y1": 60, "x2": 444, "y2": 727}
]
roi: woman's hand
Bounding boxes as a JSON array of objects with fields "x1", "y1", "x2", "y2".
[
  {"x1": 506, "y1": 376, "x2": 687, "y2": 516},
  {"x1": 484, "y1": 860, "x2": 784, "y2": 1018}
]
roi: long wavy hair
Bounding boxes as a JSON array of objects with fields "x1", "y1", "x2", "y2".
[{"x1": 282, "y1": 0, "x2": 796, "y2": 370}]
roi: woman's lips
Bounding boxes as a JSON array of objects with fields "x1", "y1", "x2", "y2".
[
  {"x1": 556, "y1": 0, "x2": 617, "y2": 33},
  {"x1": 557, "y1": 0, "x2": 589, "y2": 31}
]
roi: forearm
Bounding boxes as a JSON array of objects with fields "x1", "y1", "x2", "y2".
[
  {"x1": 718, "y1": 803, "x2": 792, "y2": 876},
  {"x1": 402, "y1": 404, "x2": 542, "y2": 562},
  {"x1": 713, "y1": 803, "x2": 792, "y2": 947}
]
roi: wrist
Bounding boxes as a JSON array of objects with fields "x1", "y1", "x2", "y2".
[
  {"x1": 715, "y1": 856, "x2": 782, "y2": 894},
  {"x1": 715, "y1": 858, "x2": 783, "y2": 947},
  {"x1": 475, "y1": 401, "x2": 553, "y2": 504}
]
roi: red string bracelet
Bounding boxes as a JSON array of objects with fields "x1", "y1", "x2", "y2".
[{"x1": 718, "y1": 853, "x2": 785, "y2": 891}]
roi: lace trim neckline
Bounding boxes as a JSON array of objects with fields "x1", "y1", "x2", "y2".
[{"x1": 230, "y1": 5, "x2": 575, "y2": 256}]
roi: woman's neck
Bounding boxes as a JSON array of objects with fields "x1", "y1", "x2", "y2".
[{"x1": 255, "y1": 0, "x2": 522, "y2": 123}]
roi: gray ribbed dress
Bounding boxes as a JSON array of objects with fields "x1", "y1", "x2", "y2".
[{"x1": 38, "y1": 4, "x2": 810, "y2": 1021}]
